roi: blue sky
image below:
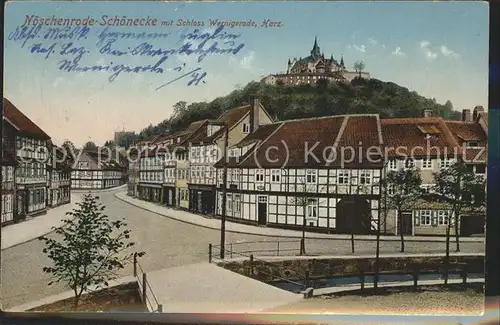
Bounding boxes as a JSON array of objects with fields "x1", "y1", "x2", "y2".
[{"x1": 4, "y1": 1, "x2": 488, "y2": 146}]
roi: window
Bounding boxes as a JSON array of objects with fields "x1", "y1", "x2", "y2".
[
  {"x1": 440, "y1": 158, "x2": 453, "y2": 168},
  {"x1": 475, "y1": 164, "x2": 486, "y2": 174},
  {"x1": 306, "y1": 199, "x2": 318, "y2": 220},
  {"x1": 338, "y1": 170, "x2": 349, "y2": 184},
  {"x1": 234, "y1": 194, "x2": 241, "y2": 213},
  {"x1": 421, "y1": 158, "x2": 432, "y2": 169},
  {"x1": 419, "y1": 210, "x2": 432, "y2": 226},
  {"x1": 388, "y1": 159, "x2": 397, "y2": 170},
  {"x1": 255, "y1": 169, "x2": 264, "y2": 183},
  {"x1": 306, "y1": 169, "x2": 317, "y2": 183},
  {"x1": 466, "y1": 142, "x2": 479, "y2": 147},
  {"x1": 242, "y1": 123, "x2": 250, "y2": 133},
  {"x1": 405, "y1": 159, "x2": 415, "y2": 169},
  {"x1": 387, "y1": 185, "x2": 395, "y2": 195},
  {"x1": 359, "y1": 170, "x2": 371, "y2": 185},
  {"x1": 438, "y1": 210, "x2": 450, "y2": 226},
  {"x1": 271, "y1": 169, "x2": 281, "y2": 183}
]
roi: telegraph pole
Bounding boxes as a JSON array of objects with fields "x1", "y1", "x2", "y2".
[{"x1": 220, "y1": 124, "x2": 229, "y2": 259}]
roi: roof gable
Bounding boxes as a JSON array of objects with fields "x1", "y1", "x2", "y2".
[{"x1": 3, "y1": 98, "x2": 51, "y2": 139}]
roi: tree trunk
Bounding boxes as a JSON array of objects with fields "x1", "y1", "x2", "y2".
[
  {"x1": 301, "y1": 208, "x2": 306, "y2": 255},
  {"x1": 454, "y1": 209, "x2": 460, "y2": 252},
  {"x1": 444, "y1": 220, "x2": 451, "y2": 285},
  {"x1": 73, "y1": 289, "x2": 80, "y2": 310},
  {"x1": 398, "y1": 210, "x2": 405, "y2": 253}
]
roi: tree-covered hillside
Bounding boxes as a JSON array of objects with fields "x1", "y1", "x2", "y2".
[{"x1": 115, "y1": 78, "x2": 462, "y2": 146}]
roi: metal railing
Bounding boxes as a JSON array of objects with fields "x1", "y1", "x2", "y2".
[
  {"x1": 218, "y1": 240, "x2": 303, "y2": 258},
  {"x1": 209, "y1": 243, "x2": 308, "y2": 291},
  {"x1": 133, "y1": 253, "x2": 163, "y2": 313},
  {"x1": 208, "y1": 244, "x2": 479, "y2": 296}
]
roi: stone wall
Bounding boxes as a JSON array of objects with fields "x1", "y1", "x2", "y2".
[{"x1": 218, "y1": 255, "x2": 484, "y2": 283}]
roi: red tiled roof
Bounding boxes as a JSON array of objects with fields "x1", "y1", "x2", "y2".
[
  {"x1": 217, "y1": 105, "x2": 251, "y2": 128},
  {"x1": 236, "y1": 114, "x2": 383, "y2": 168},
  {"x1": 446, "y1": 121, "x2": 486, "y2": 143},
  {"x1": 3, "y1": 98, "x2": 51, "y2": 139},
  {"x1": 237, "y1": 123, "x2": 283, "y2": 148},
  {"x1": 381, "y1": 117, "x2": 461, "y2": 158},
  {"x1": 462, "y1": 148, "x2": 487, "y2": 164}
]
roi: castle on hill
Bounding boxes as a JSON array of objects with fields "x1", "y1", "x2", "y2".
[{"x1": 261, "y1": 37, "x2": 370, "y2": 86}]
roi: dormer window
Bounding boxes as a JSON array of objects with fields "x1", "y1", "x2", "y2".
[
  {"x1": 465, "y1": 141, "x2": 479, "y2": 148},
  {"x1": 243, "y1": 123, "x2": 250, "y2": 134}
]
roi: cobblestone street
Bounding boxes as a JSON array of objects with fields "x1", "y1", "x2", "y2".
[{"x1": 0, "y1": 191, "x2": 485, "y2": 309}]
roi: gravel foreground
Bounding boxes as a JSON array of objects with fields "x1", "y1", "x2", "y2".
[{"x1": 265, "y1": 285, "x2": 484, "y2": 315}]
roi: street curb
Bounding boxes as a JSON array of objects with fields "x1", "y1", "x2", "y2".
[
  {"x1": 1, "y1": 197, "x2": 82, "y2": 251},
  {"x1": 71, "y1": 184, "x2": 127, "y2": 193},
  {"x1": 114, "y1": 192, "x2": 485, "y2": 243}
]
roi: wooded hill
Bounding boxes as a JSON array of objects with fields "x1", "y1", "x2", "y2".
[{"x1": 111, "y1": 78, "x2": 461, "y2": 147}]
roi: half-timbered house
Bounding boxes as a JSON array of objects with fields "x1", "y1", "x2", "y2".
[
  {"x1": 381, "y1": 111, "x2": 466, "y2": 236},
  {"x1": 187, "y1": 99, "x2": 274, "y2": 215},
  {"x1": 3, "y1": 98, "x2": 51, "y2": 220},
  {"x1": 71, "y1": 150, "x2": 125, "y2": 189},
  {"x1": 47, "y1": 144, "x2": 72, "y2": 207},
  {"x1": 1, "y1": 149, "x2": 16, "y2": 225},
  {"x1": 138, "y1": 147, "x2": 164, "y2": 202},
  {"x1": 215, "y1": 114, "x2": 385, "y2": 234}
]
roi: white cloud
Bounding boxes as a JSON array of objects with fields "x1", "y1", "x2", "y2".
[
  {"x1": 353, "y1": 44, "x2": 367, "y2": 53},
  {"x1": 440, "y1": 45, "x2": 460, "y2": 58},
  {"x1": 239, "y1": 51, "x2": 255, "y2": 70},
  {"x1": 391, "y1": 47, "x2": 406, "y2": 57},
  {"x1": 368, "y1": 37, "x2": 378, "y2": 45},
  {"x1": 418, "y1": 40, "x2": 437, "y2": 61},
  {"x1": 419, "y1": 40, "x2": 431, "y2": 49}
]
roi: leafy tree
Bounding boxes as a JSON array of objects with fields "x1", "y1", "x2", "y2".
[
  {"x1": 384, "y1": 167, "x2": 423, "y2": 252},
  {"x1": 39, "y1": 195, "x2": 145, "y2": 309},
  {"x1": 353, "y1": 61, "x2": 366, "y2": 78},
  {"x1": 432, "y1": 161, "x2": 486, "y2": 253},
  {"x1": 172, "y1": 101, "x2": 188, "y2": 119},
  {"x1": 83, "y1": 141, "x2": 98, "y2": 151},
  {"x1": 276, "y1": 79, "x2": 285, "y2": 87}
]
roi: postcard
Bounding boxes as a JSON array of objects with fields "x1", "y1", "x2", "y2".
[{"x1": 1, "y1": 0, "x2": 493, "y2": 322}]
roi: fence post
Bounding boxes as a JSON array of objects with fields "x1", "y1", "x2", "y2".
[
  {"x1": 142, "y1": 273, "x2": 147, "y2": 303},
  {"x1": 208, "y1": 244, "x2": 212, "y2": 263},
  {"x1": 277, "y1": 241, "x2": 280, "y2": 256},
  {"x1": 230, "y1": 243, "x2": 233, "y2": 259},
  {"x1": 305, "y1": 271, "x2": 310, "y2": 289},
  {"x1": 360, "y1": 271, "x2": 365, "y2": 290},
  {"x1": 461, "y1": 269, "x2": 467, "y2": 287},
  {"x1": 157, "y1": 304, "x2": 163, "y2": 313},
  {"x1": 413, "y1": 267, "x2": 419, "y2": 289},
  {"x1": 250, "y1": 255, "x2": 254, "y2": 276},
  {"x1": 133, "y1": 253, "x2": 137, "y2": 277}
]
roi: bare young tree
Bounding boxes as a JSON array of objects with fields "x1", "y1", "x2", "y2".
[
  {"x1": 287, "y1": 174, "x2": 327, "y2": 255},
  {"x1": 353, "y1": 61, "x2": 366, "y2": 78},
  {"x1": 384, "y1": 167, "x2": 423, "y2": 253},
  {"x1": 432, "y1": 161, "x2": 486, "y2": 283}
]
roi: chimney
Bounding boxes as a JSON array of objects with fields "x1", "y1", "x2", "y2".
[
  {"x1": 423, "y1": 109, "x2": 433, "y2": 118},
  {"x1": 249, "y1": 97, "x2": 260, "y2": 133},
  {"x1": 462, "y1": 109, "x2": 472, "y2": 122},
  {"x1": 473, "y1": 106, "x2": 484, "y2": 121}
]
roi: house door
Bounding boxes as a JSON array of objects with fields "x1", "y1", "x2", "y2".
[
  {"x1": 400, "y1": 212, "x2": 413, "y2": 235},
  {"x1": 197, "y1": 192, "x2": 203, "y2": 213},
  {"x1": 257, "y1": 196, "x2": 267, "y2": 225},
  {"x1": 168, "y1": 189, "x2": 173, "y2": 206},
  {"x1": 17, "y1": 192, "x2": 26, "y2": 217}
]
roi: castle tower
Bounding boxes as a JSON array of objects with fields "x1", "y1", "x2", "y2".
[
  {"x1": 340, "y1": 55, "x2": 345, "y2": 69},
  {"x1": 311, "y1": 37, "x2": 321, "y2": 58}
]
